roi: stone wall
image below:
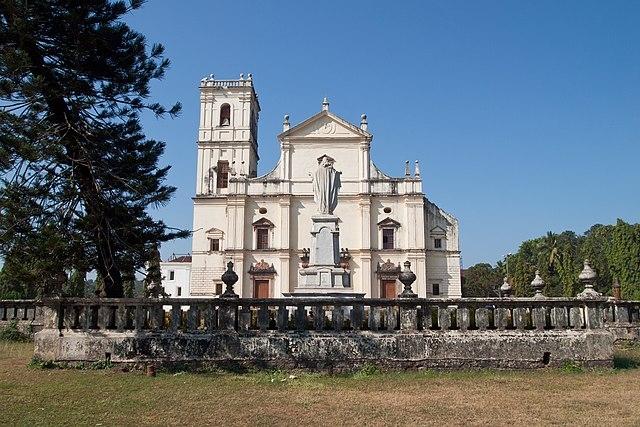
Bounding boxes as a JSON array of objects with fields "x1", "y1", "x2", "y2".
[{"x1": 31, "y1": 297, "x2": 622, "y2": 371}]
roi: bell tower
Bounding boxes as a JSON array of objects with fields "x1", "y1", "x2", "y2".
[{"x1": 195, "y1": 73, "x2": 260, "y2": 195}]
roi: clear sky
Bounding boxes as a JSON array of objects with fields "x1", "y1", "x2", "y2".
[{"x1": 126, "y1": 0, "x2": 640, "y2": 267}]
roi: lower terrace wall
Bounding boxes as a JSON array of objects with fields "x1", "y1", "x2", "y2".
[{"x1": 31, "y1": 297, "x2": 622, "y2": 371}]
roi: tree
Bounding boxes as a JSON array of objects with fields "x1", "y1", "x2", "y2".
[
  {"x1": 143, "y1": 243, "x2": 165, "y2": 298},
  {"x1": 462, "y1": 263, "x2": 502, "y2": 297},
  {"x1": 0, "y1": 0, "x2": 188, "y2": 297},
  {"x1": 65, "y1": 269, "x2": 86, "y2": 297}
]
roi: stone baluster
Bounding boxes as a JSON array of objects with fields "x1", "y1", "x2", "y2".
[
  {"x1": 63, "y1": 304, "x2": 76, "y2": 330},
  {"x1": 276, "y1": 306, "x2": 288, "y2": 331},
  {"x1": 438, "y1": 306, "x2": 451, "y2": 331},
  {"x1": 584, "y1": 302, "x2": 603, "y2": 329},
  {"x1": 98, "y1": 305, "x2": 112, "y2": 330},
  {"x1": 495, "y1": 307, "x2": 509, "y2": 330},
  {"x1": 551, "y1": 306, "x2": 568, "y2": 329},
  {"x1": 368, "y1": 306, "x2": 381, "y2": 331},
  {"x1": 238, "y1": 305, "x2": 251, "y2": 331},
  {"x1": 351, "y1": 304, "x2": 364, "y2": 330},
  {"x1": 532, "y1": 306, "x2": 546, "y2": 331},
  {"x1": 332, "y1": 306, "x2": 344, "y2": 331},
  {"x1": 312, "y1": 305, "x2": 324, "y2": 331},
  {"x1": 187, "y1": 305, "x2": 199, "y2": 331},
  {"x1": 171, "y1": 303, "x2": 182, "y2": 332},
  {"x1": 385, "y1": 306, "x2": 397, "y2": 331},
  {"x1": 569, "y1": 306, "x2": 584, "y2": 329},
  {"x1": 295, "y1": 306, "x2": 307, "y2": 331},
  {"x1": 420, "y1": 305, "x2": 433, "y2": 330},
  {"x1": 204, "y1": 303, "x2": 216, "y2": 331},
  {"x1": 258, "y1": 305, "x2": 270, "y2": 331},
  {"x1": 399, "y1": 304, "x2": 418, "y2": 331},
  {"x1": 513, "y1": 307, "x2": 527, "y2": 330},
  {"x1": 457, "y1": 306, "x2": 470, "y2": 331},
  {"x1": 475, "y1": 307, "x2": 489, "y2": 331},
  {"x1": 218, "y1": 303, "x2": 236, "y2": 330},
  {"x1": 134, "y1": 305, "x2": 145, "y2": 331},
  {"x1": 116, "y1": 305, "x2": 127, "y2": 331},
  {"x1": 0, "y1": 305, "x2": 6, "y2": 321}
]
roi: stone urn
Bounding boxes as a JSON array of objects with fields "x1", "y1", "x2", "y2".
[
  {"x1": 398, "y1": 260, "x2": 417, "y2": 298},
  {"x1": 220, "y1": 261, "x2": 239, "y2": 298}
]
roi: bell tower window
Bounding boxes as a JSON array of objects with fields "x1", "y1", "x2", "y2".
[
  {"x1": 216, "y1": 161, "x2": 229, "y2": 188},
  {"x1": 220, "y1": 104, "x2": 231, "y2": 126}
]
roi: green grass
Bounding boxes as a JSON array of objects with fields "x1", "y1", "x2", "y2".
[{"x1": 2, "y1": 341, "x2": 640, "y2": 425}]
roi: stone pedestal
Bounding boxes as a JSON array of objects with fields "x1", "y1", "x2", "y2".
[{"x1": 292, "y1": 214, "x2": 352, "y2": 294}]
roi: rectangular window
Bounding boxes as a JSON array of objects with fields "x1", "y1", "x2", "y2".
[
  {"x1": 256, "y1": 228, "x2": 269, "y2": 250},
  {"x1": 382, "y1": 228, "x2": 395, "y2": 249},
  {"x1": 434, "y1": 238, "x2": 442, "y2": 249},
  {"x1": 210, "y1": 238, "x2": 220, "y2": 252},
  {"x1": 169, "y1": 271, "x2": 175, "y2": 281},
  {"x1": 177, "y1": 287, "x2": 182, "y2": 297},
  {"x1": 215, "y1": 283, "x2": 223, "y2": 295},
  {"x1": 432, "y1": 283, "x2": 440, "y2": 296},
  {"x1": 217, "y1": 160, "x2": 229, "y2": 188}
]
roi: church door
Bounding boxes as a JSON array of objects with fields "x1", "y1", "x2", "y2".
[
  {"x1": 253, "y1": 280, "x2": 270, "y2": 299},
  {"x1": 381, "y1": 280, "x2": 397, "y2": 299}
]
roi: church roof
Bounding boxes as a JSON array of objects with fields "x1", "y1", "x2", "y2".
[{"x1": 277, "y1": 109, "x2": 372, "y2": 140}]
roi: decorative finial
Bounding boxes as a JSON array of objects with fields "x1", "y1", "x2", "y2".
[
  {"x1": 239, "y1": 73, "x2": 244, "y2": 80},
  {"x1": 230, "y1": 161, "x2": 236, "y2": 176},
  {"x1": 500, "y1": 276, "x2": 512, "y2": 297},
  {"x1": 398, "y1": 260, "x2": 418, "y2": 298},
  {"x1": 322, "y1": 97, "x2": 329, "y2": 111},
  {"x1": 414, "y1": 160, "x2": 421, "y2": 177},
  {"x1": 220, "y1": 261, "x2": 239, "y2": 298},
  {"x1": 283, "y1": 114, "x2": 290, "y2": 131},
  {"x1": 405, "y1": 160, "x2": 410, "y2": 176},
  {"x1": 247, "y1": 73, "x2": 253, "y2": 80},
  {"x1": 209, "y1": 74, "x2": 214, "y2": 80},
  {"x1": 577, "y1": 259, "x2": 602, "y2": 299},
  {"x1": 612, "y1": 277, "x2": 621, "y2": 300},
  {"x1": 360, "y1": 113, "x2": 368, "y2": 131},
  {"x1": 531, "y1": 270, "x2": 546, "y2": 298}
]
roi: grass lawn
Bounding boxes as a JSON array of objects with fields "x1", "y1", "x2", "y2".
[{"x1": 2, "y1": 341, "x2": 640, "y2": 425}]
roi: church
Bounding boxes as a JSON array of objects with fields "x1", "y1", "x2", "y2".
[{"x1": 183, "y1": 74, "x2": 462, "y2": 298}]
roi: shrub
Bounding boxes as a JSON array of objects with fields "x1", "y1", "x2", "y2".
[{"x1": 0, "y1": 320, "x2": 30, "y2": 342}]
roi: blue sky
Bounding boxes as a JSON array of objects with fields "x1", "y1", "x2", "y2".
[{"x1": 127, "y1": 0, "x2": 640, "y2": 267}]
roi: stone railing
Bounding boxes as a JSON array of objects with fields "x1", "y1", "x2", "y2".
[
  {"x1": 41, "y1": 297, "x2": 609, "y2": 334},
  {"x1": 199, "y1": 75, "x2": 253, "y2": 88},
  {"x1": 0, "y1": 299, "x2": 43, "y2": 335},
  {"x1": 32, "y1": 296, "x2": 617, "y2": 370},
  {"x1": 604, "y1": 300, "x2": 640, "y2": 341}
]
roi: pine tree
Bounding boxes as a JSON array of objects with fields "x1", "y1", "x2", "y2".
[
  {"x1": 65, "y1": 270, "x2": 87, "y2": 298},
  {"x1": 0, "y1": 0, "x2": 188, "y2": 297},
  {"x1": 144, "y1": 243, "x2": 165, "y2": 298}
]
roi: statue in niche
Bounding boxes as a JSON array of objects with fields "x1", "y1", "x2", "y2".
[{"x1": 312, "y1": 154, "x2": 341, "y2": 215}]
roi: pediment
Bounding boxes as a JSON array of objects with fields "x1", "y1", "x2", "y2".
[
  {"x1": 278, "y1": 111, "x2": 372, "y2": 140},
  {"x1": 430, "y1": 226, "x2": 446, "y2": 236}
]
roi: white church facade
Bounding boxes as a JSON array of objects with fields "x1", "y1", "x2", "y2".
[{"x1": 183, "y1": 74, "x2": 461, "y2": 298}]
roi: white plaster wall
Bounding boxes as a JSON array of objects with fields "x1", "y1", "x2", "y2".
[{"x1": 160, "y1": 263, "x2": 192, "y2": 298}]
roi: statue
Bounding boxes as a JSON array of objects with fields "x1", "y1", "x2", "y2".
[{"x1": 313, "y1": 155, "x2": 341, "y2": 215}]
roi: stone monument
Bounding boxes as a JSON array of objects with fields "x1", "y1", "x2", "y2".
[{"x1": 289, "y1": 154, "x2": 358, "y2": 296}]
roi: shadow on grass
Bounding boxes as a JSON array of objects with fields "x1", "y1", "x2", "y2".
[{"x1": 614, "y1": 356, "x2": 640, "y2": 370}]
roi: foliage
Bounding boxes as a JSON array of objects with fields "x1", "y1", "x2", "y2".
[
  {"x1": 144, "y1": 243, "x2": 165, "y2": 297},
  {"x1": 0, "y1": 320, "x2": 30, "y2": 342},
  {"x1": 475, "y1": 219, "x2": 640, "y2": 298},
  {"x1": 0, "y1": 0, "x2": 189, "y2": 298},
  {"x1": 64, "y1": 269, "x2": 86, "y2": 298},
  {"x1": 462, "y1": 263, "x2": 502, "y2": 297}
]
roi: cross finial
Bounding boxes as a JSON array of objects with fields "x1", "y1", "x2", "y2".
[{"x1": 322, "y1": 97, "x2": 329, "y2": 111}]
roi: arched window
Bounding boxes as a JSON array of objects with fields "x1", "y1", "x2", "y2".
[{"x1": 220, "y1": 104, "x2": 231, "y2": 126}]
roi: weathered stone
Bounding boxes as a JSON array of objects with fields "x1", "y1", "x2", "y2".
[
  {"x1": 116, "y1": 305, "x2": 127, "y2": 331},
  {"x1": 350, "y1": 304, "x2": 364, "y2": 330},
  {"x1": 399, "y1": 306, "x2": 417, "y2": 331},
  {"x1": 385, "y1": 307, "x2": 397, "y2": 331},
  {"x1": 570, "y1": 307, "x2": 584, "y2": 329},
  {"x1": 332, "y1": 307, "x2": 344, "y2": 331},
  {"x1": 514, "y1": 307, "x2": 527, "y2": 330},
  {"x1": 475, "y1": 308, "x2": 489, "y2": 331},
  {"x1": 533, "y1": 307, "x2": 546, "y2": 331},
  {"x1": 495, "y1": 307, "x2": 509, "y2": 330},
  {"x1": 368, "y1": 307, "x2": 381, "y2": 331},
  {"x1": 276, "y1": 306, "x2": 288, "y2": 331},
  {"x1": 457, "y1": 307, "x2": 470, "y2": 331},
  {"x1": 258, "y1": 305, "x2": 270, "y2": 331},
  {"x1": 218, "y1": 305, "x2": 236, "y2": 330},
  {"x1": 238, "y1": 306, "x2": 251, "y2": 331},
  {"x1": 171, "y1": 304, "x2": 182, "y2": 332},
  {"x1": 438, "y1": 307, "x2": 451, "y2": 331},
  {"x1": 614, "y1": 305, "x2": 630, "y2": 324},
  {"x1": 187, "y1": 307, "x2": 198, "y2": 331},
  {"x1": 551, "y1": 307, "x2": 568, "y2": 329},
  {"x1": 420, "y1": 306, "x2": 433, "y2": 330}
]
